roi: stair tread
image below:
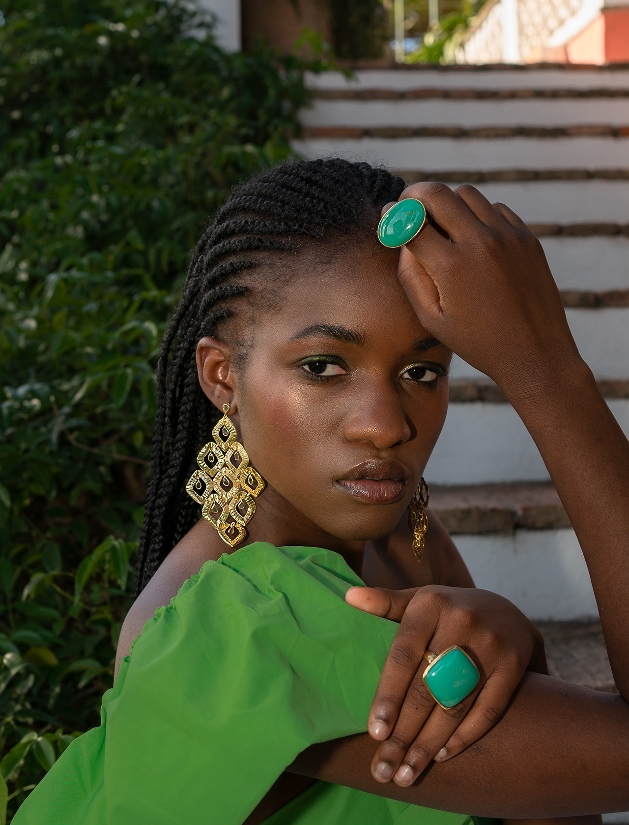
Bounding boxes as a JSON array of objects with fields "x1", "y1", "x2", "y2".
[
  {"x1": 303, "y1": 125, "x2": 629, "y2": 139},
  {"x1": 430, "y1": 481, "x2": 569, "y2": 533},
  {"x1": 535, "y1": 621, "x2": 617, "y2": 693},
  {"x1": 449, "y1": 378, "x2": 629, "y2": 402}
]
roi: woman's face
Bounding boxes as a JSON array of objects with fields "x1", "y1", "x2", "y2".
[{"x1": 202, "y1": 240, "x2": 451, "y2": 548}]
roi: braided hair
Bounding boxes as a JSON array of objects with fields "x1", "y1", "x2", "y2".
[{"x1": 134, "y1": 158, "x2": 405, "y2": 596}]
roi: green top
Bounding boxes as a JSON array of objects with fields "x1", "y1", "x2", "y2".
[{"x1": 14, "y1": 542, "x2": 494, "y2": 825}]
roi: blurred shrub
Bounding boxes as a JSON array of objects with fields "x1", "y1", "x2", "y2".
[
  {"x1": 407, "y1": 0, "x2": 483, "y2": 63},
  {"x1": 0, "y1": 0, "x2": 314, "y2": 816}
]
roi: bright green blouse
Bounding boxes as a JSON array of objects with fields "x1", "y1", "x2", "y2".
[{"x1": 14, "y1": 542, "x2": 494, "y2": 825}]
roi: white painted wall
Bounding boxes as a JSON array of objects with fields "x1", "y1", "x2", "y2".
[{"x1": 197, "y1": 0, "x2": 241, "y2": 51}]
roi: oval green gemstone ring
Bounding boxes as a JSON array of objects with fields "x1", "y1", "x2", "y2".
[
  {"x1": 421, "y1": 646, "x2": 480, "y2": 709},
  {"x1": 377, "y1": 198, "x2": 428, "y2": 248}
]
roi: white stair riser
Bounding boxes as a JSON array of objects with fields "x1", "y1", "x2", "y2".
[
  {"x1": 456, "y1": 529, "x2": 598, "y2": 620},
  {"x1": 542, "y1": 237, "x2": 629, "y2": 291},
  {"x1": 449, "y1": 308, "x2": 629, "y2": 381},
  {"x1": 307, "y1": 69, "x2": 629, "y2": 92},
  {"x1": 426, "y1": 398, "x2": 629, "y2": 484},
  {"x1": 303, "y1": 98, "x2": 629, "y2": 129},
  {"x1": 293, "y1": 136, "x2": 629, "y2": 171},
  {"x1": 422, "y1": 180, "x2": 629, "y2": 223}
]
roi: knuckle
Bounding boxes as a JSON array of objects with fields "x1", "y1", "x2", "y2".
[
  {"x1": 454, "y1": 183, "x2": 478, "y2": 197},
  {"x1": 415, "y1": 180, "x2": 450, "y2": 200},
  {"x1": 406, "y1": 681, "x2": 436, "y2": 709},
  {"x1": 443, "y1": 700, "x2": 469, "y2": 721},
  {"x1": 480, "y1": 704, "x2": 502, "y2": 725},
  {"x1": 406, "y1": 742, "x2": 434, "y2": 766},
  {"x1": 389, "y1": 643, "x2": 419, "y2": 669},
  {"x1": 383, "y1": 733, "x2": 411, "y2": 755}
]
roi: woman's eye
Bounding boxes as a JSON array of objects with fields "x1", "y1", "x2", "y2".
[
  {"x1": 301, "y1": 360, "x2": 346, "y2": 377},
  {"x1": 401, "y1": 365, "x2": 440, "y2": 383}
]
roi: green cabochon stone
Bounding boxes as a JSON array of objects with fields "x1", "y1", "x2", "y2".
[
  {"x1": 424, "y1": 648, "x2": 480, "y2": 709},
  {"x1": 377, "y1": 198, "x2": 427, "y2": 248}
]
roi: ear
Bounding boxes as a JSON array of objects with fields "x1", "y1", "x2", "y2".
[{"x1": 196, "y1": 337, "x2": 239, "y2": 414}]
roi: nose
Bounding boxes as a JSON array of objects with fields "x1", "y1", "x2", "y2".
[{"x1": 342, "y1": 377, "x2": 411, "y2": 450}]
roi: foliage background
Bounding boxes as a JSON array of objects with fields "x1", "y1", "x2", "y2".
[{"x1": 0, "y1": 0, "x2": 315, "y2": 818}]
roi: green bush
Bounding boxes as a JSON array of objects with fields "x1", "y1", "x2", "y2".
[{"x1": 0, "y1": 0, "x2": 315, "y2": 817}]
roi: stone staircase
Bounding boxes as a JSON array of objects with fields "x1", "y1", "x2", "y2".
[{"x1": 295, "y1": 63, "x2": 629, "y2": 624}]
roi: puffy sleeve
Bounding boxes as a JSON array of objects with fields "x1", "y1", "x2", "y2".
[{"x1": 13, "y1": 543, "x2": 401, "y2": 825}]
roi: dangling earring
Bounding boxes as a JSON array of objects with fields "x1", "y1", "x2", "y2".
[
  {"x1": 409, "y1": 478, "x2": 429, "y2": 563},
  {"x1": 186, "y1": 403, "x2": 265, "y2": 547}
]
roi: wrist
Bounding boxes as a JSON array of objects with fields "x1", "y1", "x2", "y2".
[{"x1": 497, "y1": 356, "x2": 595, "y2": 423}]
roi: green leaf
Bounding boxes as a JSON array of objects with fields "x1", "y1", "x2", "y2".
[
  {"x1": 73, "y1": 536, "x2": 113, "y2": 605},
  {"x1": 0, "y1": 732, "x2": 37, "y2": 781},
  {"x1": 33, "y1": 737, "x2": 56, "y2": 772},
  {"x1": 112, "y1": 368, "x2": 133, "y2": 408},
  {"x1": 0, "y1": 486, "x2": 10, "y2": 510},
  {"x1": 0, "y1": 559, "x2": 16, "y2": 598},
  {"x1": 24, "y1": 647, "x2": 59, "y2": 667},
  {"x1": 0, "y1": 773, "x2": 7, "y2": 825},
  {"x1": 109, "y1": 539, "x2": 129, "y2": 590},
  {"x1": 22, "y1": 571, "x2": 51, "y2": 600}
]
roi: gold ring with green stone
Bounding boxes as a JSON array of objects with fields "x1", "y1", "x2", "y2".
[
  {"x1": 377, "y1": 198, "x2": 428, "y2": 248},
  {"x1": 421, "y1": 646, "x2": 480, "y2": 709}
]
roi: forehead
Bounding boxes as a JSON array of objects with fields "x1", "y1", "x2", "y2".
[{"x1": 255, "y1": 240, "x2": 433, "y2": 348}]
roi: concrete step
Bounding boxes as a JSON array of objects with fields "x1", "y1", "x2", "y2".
[
  {"x1": 302, "y1": 97, "x2": 629, "y2": 129},
  {"x1": 426, "y1": 393, "x2": 629, "y2": 484},
  {"x1": 430, "y1": 483, "x2": 596, "y2": 619},
  {"x1": 382, "y1": 180, "x2": 629, "y2": 224},
  {"x1": 536, "y1": 620, "x2": 616, "y2": 694},
  {"x1": 293, "y1": 135, "x2": 629, "y2": 173},
  {"x1": 448, "y1": 306, "x2": 629, "y2": 382},
  {"x1": 307, "y1": 67, "x2": 629, "y2": 93}
]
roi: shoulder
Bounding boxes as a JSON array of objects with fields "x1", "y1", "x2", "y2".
[{"x1": 115, "y1": 519, "x2": 221, "y2": 678}]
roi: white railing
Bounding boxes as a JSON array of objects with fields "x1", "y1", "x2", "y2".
[{"x1": 454, "y1": 0, "x2": 621, "y2": 63}]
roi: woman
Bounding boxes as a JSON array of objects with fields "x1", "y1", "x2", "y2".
[{"x1": 14, "y1": 160, "x2": 629, "y2": 824}]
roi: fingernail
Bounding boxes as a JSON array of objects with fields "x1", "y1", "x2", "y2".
[
  {"x1": 374, "y1": 761, "x2": 393, "y2": 782},
  {"x1": 434, "y1": 747, "x2": 447, "y2": 761},
  {"x1": 369, "y1": 720, "x2": 388, "y2": 739},
  {"x1": 394, "y1": 765, "x2": 414, "y2": 786}
]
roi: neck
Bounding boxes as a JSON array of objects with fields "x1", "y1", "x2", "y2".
[{"x1": 200, "y1": 488, "x2": 367, "y2": 577}]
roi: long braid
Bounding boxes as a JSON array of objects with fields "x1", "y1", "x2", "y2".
[{"x1": 134, "y1": 159, "x2": 405, "y2": 596}]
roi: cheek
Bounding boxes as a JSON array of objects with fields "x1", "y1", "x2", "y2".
[{"x1": 238, "y1": 376, "x2": 330, "y2": 490}]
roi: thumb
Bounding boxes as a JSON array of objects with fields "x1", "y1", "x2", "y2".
[{"x1": 345, "y1": 586, "x2": 419, "y2": 621}]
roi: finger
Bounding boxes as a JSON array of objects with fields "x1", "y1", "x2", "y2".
[
  {"x1": 454, "y1": 184, "x2": 510, "y2": 229},
  {"x1": 345, "y1": 586, "x2": 419, "y2": 622},
  {"x1": 401, "y1": 181, "x2": 485, "y2": 243},
  {"x1": 391, "y1": 691, "x2": 482, "y2": 787},
  {"x1": 367, "y1": 604, "x2": 440, "y2": 741},
  {"x1": 396, "y1": 244, "x2": 444, "y2": 329},
  {"x1": 371, "y1": 672, "x2": 436, "y2": 781},
  {"x1": 433, "y1": 667, "x2": 523, "y2": 761},
  {"x1": 493, "y1": 201, "x2": 529, "y2": 230}
]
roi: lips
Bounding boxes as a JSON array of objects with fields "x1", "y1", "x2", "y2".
[{"x1": 336, "y1": 459, "x2": 409, "y2": 505}]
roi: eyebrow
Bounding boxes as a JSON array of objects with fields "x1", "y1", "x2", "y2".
[
  {"x1": 291, "y1": 324, "x2": 366, "y2": 347},
  {"x1": 411, "y1": 336, "x2": 442, "y2": 352}
]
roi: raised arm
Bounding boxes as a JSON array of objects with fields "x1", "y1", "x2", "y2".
[
  {"x1": 289, "y1": 184, "x2": 629, "y2": 818},
  {"x1": 392, "y1": 181, "x2": 629, "y2": 697}
]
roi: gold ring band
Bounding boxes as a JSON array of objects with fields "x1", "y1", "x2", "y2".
[{"x1": 422, "y1": 649, "x2": 437, "y2": 665}]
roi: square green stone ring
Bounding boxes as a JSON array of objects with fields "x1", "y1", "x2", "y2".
[
  {"x1": 377, "y1": 198, "x2": 428, "y2": 248},
  {"x1": 422, "y1": 646, "x2": 481, "y2": 709}
]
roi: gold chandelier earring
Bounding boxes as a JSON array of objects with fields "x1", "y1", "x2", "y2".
[
  {"x1": 186, "y1": 403, "x2": 265, "y2": 547},
  {"x1": 409, "y1": 477, "x2": 429, "y2": 563}
]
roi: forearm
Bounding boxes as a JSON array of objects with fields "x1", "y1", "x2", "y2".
[
  {"x1": 503, "y1": 359, "x2": 629, "y2": 696},
  {"x1": 289, "y1": 672, "x2": 629, "y2": 818}
]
